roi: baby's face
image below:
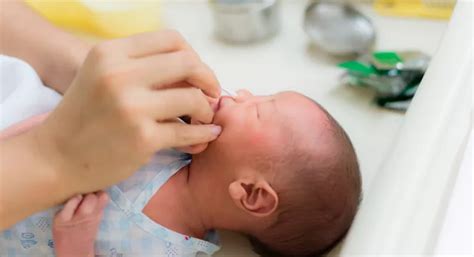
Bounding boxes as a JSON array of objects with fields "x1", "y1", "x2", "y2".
[
  {"x1": 204, "y1": 90, "x2": 327, "y2": 171},
  {"x1": 214, "y1": 91, "x2": 283, "y2": 152}
]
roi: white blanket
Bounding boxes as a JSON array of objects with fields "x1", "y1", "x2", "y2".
[{"x1": 0, "y1": 55, "x2": 61, "y2": 130}]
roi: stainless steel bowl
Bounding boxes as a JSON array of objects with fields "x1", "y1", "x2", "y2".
[
  {"x1": 304, "y1": 0, "x2": 376, "y2": 55},
  {"x1": 210, "y1": 0, "x2": 280, "y2": 44}
]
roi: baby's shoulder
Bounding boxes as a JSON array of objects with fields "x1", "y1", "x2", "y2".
[{"x1": 113, "y1": 149, "x2": 190, "y2": 204}]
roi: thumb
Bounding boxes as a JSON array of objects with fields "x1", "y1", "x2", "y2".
[
  {"x1": 176, "y1": 143, "x2": 209, "y2": 154},
  {"x1": 155, "y1": 123, "x2": 222, "y2": 150}
]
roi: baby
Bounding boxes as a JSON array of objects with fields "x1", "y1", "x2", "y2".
[{"x1": 0, "y1": 90, "x2": 361, "y2": 257}]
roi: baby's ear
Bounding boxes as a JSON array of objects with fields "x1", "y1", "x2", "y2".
[{"x1": 228, "y1": 178, "x2": 278, "y2": 217}]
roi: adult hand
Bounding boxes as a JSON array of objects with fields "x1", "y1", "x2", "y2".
[
  {"x1": 1, "y1": 6, "x2": 226, "y2": 227},
  {"x1": 37, "y1": 30, "x2": 221, "y2": 194}
]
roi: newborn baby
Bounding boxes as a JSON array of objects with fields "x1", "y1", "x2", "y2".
[{"x1": 0, "y1": 90, "x2": 361, "y2": 257}]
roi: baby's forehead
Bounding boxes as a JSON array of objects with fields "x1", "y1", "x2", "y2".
[
  {"x1": 259, "y1": 92, "x2": 333, "y2": 154},
  {"x1": 272, "y1": 92, "x2": 328, "y2": 125}
]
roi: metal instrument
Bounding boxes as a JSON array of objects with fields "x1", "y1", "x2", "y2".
[
  {"x1": 210, "y1": 0, "x2": 280, "y2": 43},
  {"x1": 304, "y1": 0, "x2": 376, "y2": 55}
]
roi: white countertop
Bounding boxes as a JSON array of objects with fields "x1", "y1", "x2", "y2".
[{"x1": 160, "y1": 1, "x2": 448, "y2": 255}]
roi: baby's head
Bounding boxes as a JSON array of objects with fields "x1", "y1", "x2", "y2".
[{"x1": 191, "y1": 90, "x2": 361, "y2": 256}]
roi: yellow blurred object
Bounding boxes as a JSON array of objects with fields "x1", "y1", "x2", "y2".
[
  {"x1": 374, "y1": 0, "x2": 456, "y2": 19},
  {"x1": 25, "y1": 0, "x2": 161, "y2": 38}
]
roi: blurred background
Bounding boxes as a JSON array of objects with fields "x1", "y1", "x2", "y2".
[{"x1": 23, "y1": 0, "x2": 470, "y2": 256}]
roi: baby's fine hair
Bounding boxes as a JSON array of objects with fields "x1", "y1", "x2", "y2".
[{"x1": 248, "y1": 99, "x2": 362, "y2": 257}]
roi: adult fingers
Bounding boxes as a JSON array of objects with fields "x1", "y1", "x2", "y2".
[
  {"x1": 147, "y1": 87, "x2": 215, "y2": 124},
  {"x1": 179, "y1": 114, "x2": 212, "y2": 153},
  {"x1": 134, "y1": 51, "x2": 220, "y2": 98},
  {"x1": 116, "y1": 30, "x2": 191, "y2": 58},
  {"x1": 165, "y1": 119, "x2": 209, "y2": 154},
  {"x1": 154, "y1": 122, "x2": 221, "y2": 150},
  {"x1": 176, "y1": 143, "x2": 209, "y2": 154},
  {"x1": 159, "y1": 82, "x2": 220, "y2": 112}
]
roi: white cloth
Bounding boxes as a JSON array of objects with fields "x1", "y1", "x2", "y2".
[
  {"x1": 0, "y1": 55, "x2": 61, "y2": 129},
  {"x1": 0, "y1": 55, "x2": 220, "y2": 256}
]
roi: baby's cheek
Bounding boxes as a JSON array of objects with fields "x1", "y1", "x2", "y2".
[
  {"x1": 247, "y1": 129, "x2": 279, "y2": 151},
  {"x1": 248, "y1": 130, "x2": 264, "y2": 144}
]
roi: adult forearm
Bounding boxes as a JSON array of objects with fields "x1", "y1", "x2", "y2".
[
  {"x1": 0, "y1": 130, "x2": 71, "y2": 230},
  {"x1": 0, "y1": 0, "x2": 90, "y2": 94}
]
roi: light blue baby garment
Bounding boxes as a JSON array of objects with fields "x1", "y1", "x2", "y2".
[{"x1": 0, "y1": 149, "x2": 220, "y2": 257}]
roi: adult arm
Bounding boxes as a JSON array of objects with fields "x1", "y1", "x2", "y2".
[{"x1": 0, "y1": 0, "x2": 90, "y2": 94}]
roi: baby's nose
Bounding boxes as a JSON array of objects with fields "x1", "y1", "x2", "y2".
[
  {"x1": 236, "y1": 89, "x2": 253, "y2": 98},
  {"x1": 217, "y1": 96, "x2": 236, "y2": 111},
  {"x1": 221, "y1": 95, "x2": 235, "y2": 105},
  {"x1": 234, "y1": 96, "x2": 246, "y2": 103}
]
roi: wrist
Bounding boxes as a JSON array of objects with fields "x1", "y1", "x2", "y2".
[
  {"x1": 32, "y1": 122, "x2": 79, "y2": 200},
  {"x1": 68, "y1": 40, "x2": 91, "y2": 75},
  {"x1": 43, "y1": 39, "x2": 91, "y2": 94},
  {"x1": 0, "y1": 127, "x2": 74, "y2": 228}
]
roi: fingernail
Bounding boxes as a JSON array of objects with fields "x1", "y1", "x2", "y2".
[{"x1": 211, "y1": 125, "x2": 222, "y2": 136}]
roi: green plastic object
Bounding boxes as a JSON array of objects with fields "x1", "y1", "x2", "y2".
[
  {"x1": 338, "y1": 50, "x2": 429, "y2": 111},
  {"x1": 338, "y1": 61, "x2": 376, "y2": 76},
  {"x1": 373, "y1": 51, "x2": 403, "y2": 66}
]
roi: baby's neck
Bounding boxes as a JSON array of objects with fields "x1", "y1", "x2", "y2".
[{"x1": 142, "y1": 165, "x2": 210, "y2": 239}]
